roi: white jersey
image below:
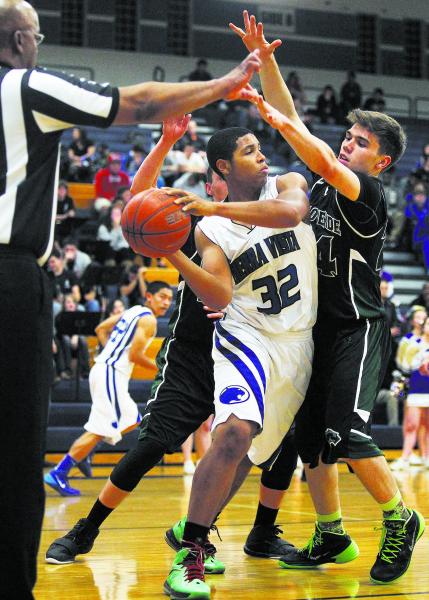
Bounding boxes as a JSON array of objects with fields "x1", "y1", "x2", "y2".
[
  {"x1": 198, "y1": 176, "x2": 318, "y2": 334},
  {"x1": 95, "y1": 305, "x2": 153, "y2": 376}
]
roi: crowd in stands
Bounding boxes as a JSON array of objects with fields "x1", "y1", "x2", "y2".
[{"x1": 51, "y1": 70, "x2": 429, "y2": 403}]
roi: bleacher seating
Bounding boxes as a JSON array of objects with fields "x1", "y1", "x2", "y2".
[{"x1": 48, "y1": 116, "x2": 429, "y2": 454}]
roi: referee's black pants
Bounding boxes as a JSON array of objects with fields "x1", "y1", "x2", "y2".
[{"x1": 0, "y1": 249, "x2": 52, "y2": 599}]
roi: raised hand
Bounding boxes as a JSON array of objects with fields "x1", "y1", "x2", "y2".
[
  {"x1": 229, "y1": 10, "x2": 282, "y2": 60},
  {"x1": 255, "y1": 96, "x2": 289, "y2": 131},
  {"x1": 225, "y1": 82, "x2": 260, "y2": 103},
  {"x1": 162, "y1": 114, "x2": 191, "y2": 145},
  {"x1": 219, "y1": 49, "x2": 261, "y2": 100}
]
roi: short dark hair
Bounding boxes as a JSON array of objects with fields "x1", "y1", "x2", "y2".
[
  {"x1": 146, "y1": 280, "x2": 171, "y2": 295},
  {"x1": 347, "y1": 109, "x2": 407, "y2": 168},
  {"x1": 207, "y1": 127, "x2": 253, "y2": 179}
]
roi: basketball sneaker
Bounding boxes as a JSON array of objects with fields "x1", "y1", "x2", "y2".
[
  {"x1": 45, "y1": 518, "x2": 99, "y2": 564},
  {"x1": 164, "y1": 541, "x2": 210, "y2": 600},
  {"x1": 370, "y1": 509, "x2": 425, "y2": 584},
  {"x1": 244, "y1": 524, "x2": 295, "y2": 558},
  {"x1": 77, "y1": 454, "x2": 93, "y2": 478},
  {"x1": 44, "y1": 470, "x2": 80, "y2": 496},
  {"x1": 165, "y1": 517, "x2": 225, "y2": 574},
  {"x1": 278, "y1": 523, "x2": 359, "y2": 569}
]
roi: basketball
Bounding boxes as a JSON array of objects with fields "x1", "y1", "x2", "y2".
[{"x1": 121, "y1": 188, "x2": 191, "y2": 257}]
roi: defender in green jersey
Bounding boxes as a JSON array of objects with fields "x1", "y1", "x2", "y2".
[{"x1": 231, "y1": 9, "x2": 424, "y2": 586}]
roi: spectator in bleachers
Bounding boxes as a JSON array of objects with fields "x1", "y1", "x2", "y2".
[
  {"x1": 63, "y1": 237, "x2": 91, "y2": 279},
  {"x1": 54, "y1": 294, "x2": 91, "y2": 381},
  {"x1": 94, "y1": 153, "x2": 130, "y2": 202},
  {"x1": 113, "y1": 185, "x2": 132, "y2": 207},
  {"x1": 286, "y1": 71, "x2": 306, "y2": 107},
  {"x1": 47, "y1": 247, "x2": 81, "y2": 305},
  {"x1": 67, "y1": 127, "x2": 96, "y2": 182},
  {"x1": 409, "y1": 283, "x2": 429, "y2": 313},
  {"x1": 375, "y1": 279, "x2": 402, "y2": 425},
  {"x1": 404, "y1": 182, "x2": 429, "y2": 266},
  {"x1": 92, "y1": 141, "x2": 111, "y2": 172},
  {"x1": 316, "y1": 85, "x2": 339, "y2": 124},
  {"x1": 176, "y1": 118, "x2": 207, "y2": 153},
  {"x1": 188, "y1": 58, "x2": 212, "y2": 82},
  {"x1": 410, "y1": 155, "x2": 429, "y2": 189},
  {"x1": 174, "y1": 142, "x2": 207, "y2": 179},
  {"x1": 391, "y1": 315, "x2": 429, "y2": 470},
  {"x1": 363, "y1": 87, "x2": 386, "y2": 112},
  {"x1": 55, "y1": 181, "x2": 75, "y2": 242},
  {"x1": 97, "y1": 203, "x2": 133, "y2": 264},
  {"x1": 125, "y1": 145, "x2": 145, "y2": 179},
  {"x1": 106, "y1": 298, "x2": 126, "y2": 318},
  {"x1": 381, "y1": 167, "x2": 407, "y2": 248},
  {"x1": 119, "y1": 264, "x2": 148, "y2": 308},
  {"x1": 418, "y1": 143, "x2": 429, "y2": 168},
  {"x1": 340, "y1": 70, "x2": 362, "y2": 119},
  {"x1": 173, "y1": 171, "x2": 208, "y2": 199}
]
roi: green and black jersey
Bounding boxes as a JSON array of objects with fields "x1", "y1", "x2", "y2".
[
  {"x1": 166, "y1": 215, "x2": 214, "y2": 349},
  {"x1": 309, "y1": 171, "x2": 387, "y2": 322}
]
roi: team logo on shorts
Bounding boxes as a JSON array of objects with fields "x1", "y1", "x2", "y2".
[
  {"x1": 219, "y1": 385, "x2": 250, "y2": 405},
  {"x1": 325, "y1": 428, "x2": 342, "y2": 446}
]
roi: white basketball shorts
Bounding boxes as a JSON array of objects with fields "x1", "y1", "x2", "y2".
[
  {"x1": 85, "y1": 363, "x2": 141, "y2": 445},
  {"x1": 212, "y1": 319, "x2": 313, "y2": 466}
]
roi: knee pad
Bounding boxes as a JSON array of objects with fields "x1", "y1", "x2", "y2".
[
  {"x1": 110, "y1": 437, "x2": 166, "y2": 492},
  {"x1": 261, "y1": 434, "x2": 298, "y2": 491}
]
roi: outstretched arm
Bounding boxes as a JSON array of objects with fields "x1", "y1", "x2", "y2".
[
  {"x1": 114, "y1": 50, "x2": 261, "y2": 124},
  {"x1": 252, "y1": 95, "x2": 361, "y2": 201},
  {"x1": 165, "y1": 176, "x2": 309, "y2": 228},
  {"x1": 130, "y1": 114, "x2": 191, "y2": 193},
  {"x1": 230, "y1": 10, "x2": 302, "y2": 127}
]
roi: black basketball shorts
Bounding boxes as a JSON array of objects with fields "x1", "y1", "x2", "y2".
[
  {"x1": 295, "y1": 316, "x2": 391, "y2": 465},
  {"x1": 138, "y1": 336, "x2": 214, "y2": 452}
]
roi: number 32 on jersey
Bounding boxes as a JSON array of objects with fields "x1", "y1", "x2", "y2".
[{"x1": 252, "y1": 264, "x2": 300, "y2": 315}]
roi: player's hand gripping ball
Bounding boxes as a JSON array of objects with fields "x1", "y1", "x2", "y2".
[{"x1": 121, "y1": 188, "x2": 191, "y2": 257}]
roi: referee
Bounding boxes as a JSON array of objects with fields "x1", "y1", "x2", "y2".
[{"x1": 0, "y1": 2, "x2": 261, "y2": 597}]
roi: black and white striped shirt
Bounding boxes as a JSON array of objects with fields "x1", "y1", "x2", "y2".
[{"x1": 0, "y1": 65, "x2": 119, "y2": 264}]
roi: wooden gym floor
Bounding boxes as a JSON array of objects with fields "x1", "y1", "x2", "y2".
[{"x1": 36, "y1": 453, "x2": 429, "y2": 599}]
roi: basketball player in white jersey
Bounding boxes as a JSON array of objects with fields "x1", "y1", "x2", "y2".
[
  {"x1": 162, "y1": 126, "x2": 318, "y2": 599},
  {"x1": 44, "y1": 281, "x2": 172, "y2": 496}
]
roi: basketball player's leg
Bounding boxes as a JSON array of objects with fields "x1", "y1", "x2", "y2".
[
  {"x1": 337, "y1": 322, "x2": 425, "y2": 583},
  {"x1": 244, "y1": 430, "x2": 298, "y2": 558},
  {"x1": 45, "y1": 341, "x2": 214, "y2": 564},
  {"x1": 278, "y1": 322, "x2": 358, "y2": 569},
  {"x1": 44, "y1": 363, "x2": 124, "y2": 496}
]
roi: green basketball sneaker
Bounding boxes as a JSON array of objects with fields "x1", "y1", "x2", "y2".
[
  {"x1": 279, "y1": 523, "x2": 359, "y2": 569},
  {"x1": 165, "y1": 516, "x2": 225, "y2": 574},
  {"x1": 370, "y1": 509, "x2": 425, "y2": 584},
  {"x1": 163, "y1": 542, "x2": 210, "y2": 599}
]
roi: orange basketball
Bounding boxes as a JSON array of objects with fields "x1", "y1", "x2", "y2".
[{"x1": 121, "y1": 188, "x2": 191, "y2": 258}]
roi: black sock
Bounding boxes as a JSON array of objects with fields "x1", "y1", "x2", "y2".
[
  {"x1": 254, "y1": 503, "x2": 279, "y2": 528},
  {"x1": 86, "y1": 499, "x2": 114, "y2": 529},
  {"x1": 183, "y1": 521, "x2": 210, "y2": 545}
]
